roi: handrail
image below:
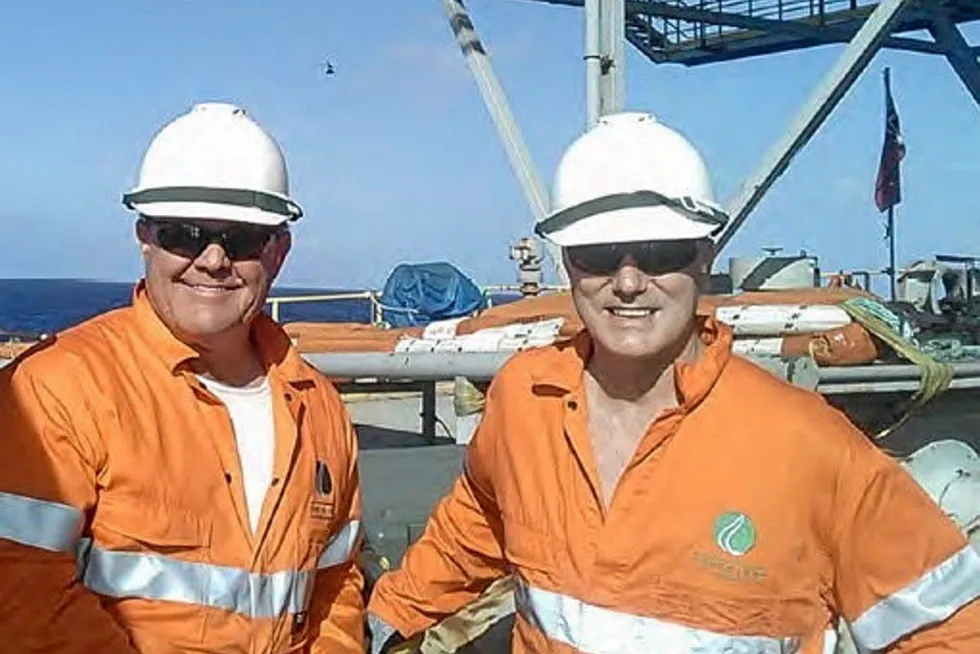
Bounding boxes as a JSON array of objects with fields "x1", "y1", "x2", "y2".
[
  {"x1": 265, "y1": 291, "x2": 382, "y2": 323},
  {"x1": 264, "y1": 283, "x2": 570, "y2": 325}
]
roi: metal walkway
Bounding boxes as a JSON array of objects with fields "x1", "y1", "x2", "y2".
[{"x1": 529, "y1": 0, "x2": 980, "y2": 66}]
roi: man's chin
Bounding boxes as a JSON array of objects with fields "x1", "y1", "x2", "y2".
[
  {"x1": 173, "y1": 317, "x2": 246, "y2": 345},
  {"x1": 595, "y1": 333, "x2": 675, "y2": 361}
]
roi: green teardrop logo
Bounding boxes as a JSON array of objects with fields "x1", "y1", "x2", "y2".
[{"x1": 713, "y1": 511, "x2": 756, "y2": 557}]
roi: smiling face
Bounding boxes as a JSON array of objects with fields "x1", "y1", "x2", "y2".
[
  {"x1": 565, "y1": 239, "x2": 713, "y2": 361},
  {"x1": 136, "y1": 217, "x2": 291, "y2": 349}
]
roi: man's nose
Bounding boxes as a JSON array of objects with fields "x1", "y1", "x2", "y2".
[
  {"x1": 610, "y1": 257, "x2": 649, "y2": 297},
  {"x1": 194, "y1": 242, "x2": 232, "y2": 271}
]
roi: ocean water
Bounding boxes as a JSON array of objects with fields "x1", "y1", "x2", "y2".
[
  {"x1": 0, "y1": 279, "x2": 521, "y2": 337},
  {"x1": 0, "y1": 279, "x2": 376, "y2": 337}
]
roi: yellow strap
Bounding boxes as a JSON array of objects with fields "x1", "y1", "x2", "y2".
[
  {"x1": 453, "y1": 376, "x2": 487, "y2": 416},
  {"x1": 388, "y1": 577, "x2": 516, "y2": 654},
  {"x1": 840, "y1": 298, "x2": 953, "y2": 439},
  {"x1": 420, "y1": 576, "x2": 515, "y2": 653}
]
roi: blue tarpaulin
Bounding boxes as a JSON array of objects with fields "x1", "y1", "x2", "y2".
[{"x1": 379, "y1": 262, "x2": 486, "y2": 327}]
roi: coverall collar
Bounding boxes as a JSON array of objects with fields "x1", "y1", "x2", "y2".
[
  {"x1": 130, "y1": 280, "x2": 316, "y2": 385},
  {"x1": 531, "y1": 314, "x2": 734, "y2": 412}
]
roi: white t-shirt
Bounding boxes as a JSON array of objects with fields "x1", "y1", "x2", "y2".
[{"x1": 198, "y1": 375, "x2": 275, "y2": 534}]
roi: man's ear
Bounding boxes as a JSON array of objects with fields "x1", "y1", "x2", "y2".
[
  {"x1": 694, "y1": 239, "x2": 716, "y2": 292},
  {"x1": 698, "y1": 238, "x2": 716, "y2": 271},
  {"x1": 135, "y1": 219, "x2": 152, "y2": 258},
  {"x1": 269, "y1": 229, "x2": 292, "y2": 277}
]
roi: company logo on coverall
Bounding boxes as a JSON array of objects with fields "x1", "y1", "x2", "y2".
[
  {"x1": 311, "y1": 460, "x2": 334, "y2": 521},
  {"x1": 714, "y1": 511, "x2": 756, "y2": 556},
  {"x1": 693, "y1": 511, "x2": 767, "y2": 582}
]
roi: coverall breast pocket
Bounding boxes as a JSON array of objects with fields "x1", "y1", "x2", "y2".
[
  {"x1": 305, "y1": 450, "x2": 338, "y2": 551},
  {"x1": 82, "y1": 496, "x2": 213, "y2": 646},
  {"x1": 301, "y1": 497, "x2": 339, "y2": 567},
  {"x1": 92, "y1": 494, "x2": 212, "y2": 553},
  {"x1": 502, "y1": 519, "x2": 558, "y2": 582}
]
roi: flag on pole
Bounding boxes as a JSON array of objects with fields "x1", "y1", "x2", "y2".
[{"x1": 874, "y1": 67, "x2": 905, "y2": 213}]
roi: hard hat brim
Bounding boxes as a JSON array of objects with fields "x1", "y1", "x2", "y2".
[
  {"x1": 130, "y1": 201, "x2": 294, "y2": 226},
  {"x1": 536, "y1": 190, "x2": 727, "y2": 247},
  {"x1": 123, "y1": 185, "x2": 302, "y2": 226},
  {"x1": 540, "y1": 210, "x2": 719, "y2": 247}
]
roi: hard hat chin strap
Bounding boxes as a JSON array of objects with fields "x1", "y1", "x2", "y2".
[
  {"x1": 122, "y1": 186, "x2": 303, "y2": 219},
  {"x1": 534, "y1": 190, "x2": 728, "y2": 238}
]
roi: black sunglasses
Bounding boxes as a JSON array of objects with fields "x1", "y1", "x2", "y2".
[
  {"x1": 565, "y1": 240, "x2": 700, "y2": 277},
  {"x1": 141, "y1": 217, "x2": 284, "y2": 261}
]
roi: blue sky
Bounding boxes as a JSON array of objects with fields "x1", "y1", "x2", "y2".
[{"x1": 0, "y1": 1, "x2": 977, "y2": 294}]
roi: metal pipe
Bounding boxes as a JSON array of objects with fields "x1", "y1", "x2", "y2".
[
  {"x1": 819, "y1": 376, "x2": 980, "y2": 394},
  {"x1": 819, "y1": 361, "x2": 980, "y2": 382},
  {"x1": 585, "y1": 0, "x2": 602, "y2": 127},
  {"x1": 302, "y1": 351, "x2": 512, "y2": 381},
  {"x1": 3, "y1": 352, "x2": 979, "y2": 385},
  {"x1": 585, "y1": 0, "x2": 626, "y2": 127},
  {"x1": 599, "y1": 0, "x2": 626, "y2": 116},
  {"x1": 299, "y1": 351, "x2": 980, "y2": 386}
]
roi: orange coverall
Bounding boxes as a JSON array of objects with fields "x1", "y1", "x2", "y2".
[
  {"x1": 369, "y1": 317, "x2": 980, "y2": 652},
  {"x1": 0, "y1": 284, "x2": 364, "y2": 653}
]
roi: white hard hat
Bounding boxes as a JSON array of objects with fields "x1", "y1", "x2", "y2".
[
  {"x1": 122, "y1": 102, "x2": 303, "y2": 226},
  {"x1": 535, "y1": 112, "x2": 727, "y2": 247}
]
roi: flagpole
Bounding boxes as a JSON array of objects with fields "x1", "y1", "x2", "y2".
[
  {"x1": 885, "y1": 66, "x2": 897, "y2": 303},
  {"x1": 888, "y1": 204, "x2": 897, "y2": 302},
  {"x1": 875, "y1": 65, "x2": 904, "y2": 303}
]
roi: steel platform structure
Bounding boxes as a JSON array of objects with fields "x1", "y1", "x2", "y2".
[
  {"x1": 493, "y1": 0, "x2": 980, "y2": 250},
  {"x1": 529, "y1": 0, "x2": 980, "y2": 66}
]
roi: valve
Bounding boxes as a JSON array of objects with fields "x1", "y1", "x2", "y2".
[{"x1": 509, "y1": 237, "x2": 543, "y2": 297}]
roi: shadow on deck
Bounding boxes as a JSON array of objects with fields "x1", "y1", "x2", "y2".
[{"x1": 355, "y1": 423, "x2": 445, "y2": 450}]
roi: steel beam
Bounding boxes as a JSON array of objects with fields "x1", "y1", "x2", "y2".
[
  {"x1": 585, "y1": 0, "x2": 626, "y2": 126},
  {"x1": 717, "y1": 0, "x2": 914, "y2": 253},
  {"x1": 585, "y1": 0, "x2": 601, "y2": 125},
  {"x1": 599, "y1": 0, "x2": 626, "y2": 116},
  {"x1": 442, "y1": 0, "x2": 566, "y2": 282},
  {"x1": 929, "y1": 10, "x2": 980, "y2": 109}
]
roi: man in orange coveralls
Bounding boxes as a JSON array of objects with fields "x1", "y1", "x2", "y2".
[
  {"x1": 0, "y1": 102, "x2": 365, "y2": 652},
  {"x1": 367, "y1": 111, "x2": 980, "y2": 653}
]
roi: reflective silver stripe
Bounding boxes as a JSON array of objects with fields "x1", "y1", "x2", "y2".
[
  {"x1": 515, "y1": 579, "x2": 800, "y2": 653},
  {"x1": 317, "y1": 519, "x2": 361, "y2": 569},
  {"x1": 822, "y1": 627, "x2": 839, "y2": 654},
  {"x1": 367, "y1": 612, "x2": 398, "y2": 654},
  {"x1": 0, "y1": 491, "x2": 83, "y2": 553},
  {"x1": 79, "y1": 519, "x2": 361, "y2": 618},
  {"x1": 81, "y1": 546, "x2": 309, "y2": 618},
  {"x1": 849, "y1": 544, "x2": 980, "y2": 651}
]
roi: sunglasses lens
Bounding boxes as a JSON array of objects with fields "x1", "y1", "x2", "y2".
[
  {"x1": 634, "y1": 241, "x2": 699, "y2": 275},
  {"x1": 154, "y1": 223, "x2": 206, "y2": 259},
  {"x1": 149, "y1": 221, "x2": 274, "y2": 261},
  {"x1": 223, "y1": 228, "x2": 273, "y2": 260},
  {"x1": 567, "y1": 245, "x2": 621, "y2": 275},
  {"x1": 568, "y1": 241, "x2": 698, "y2": 276}
]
